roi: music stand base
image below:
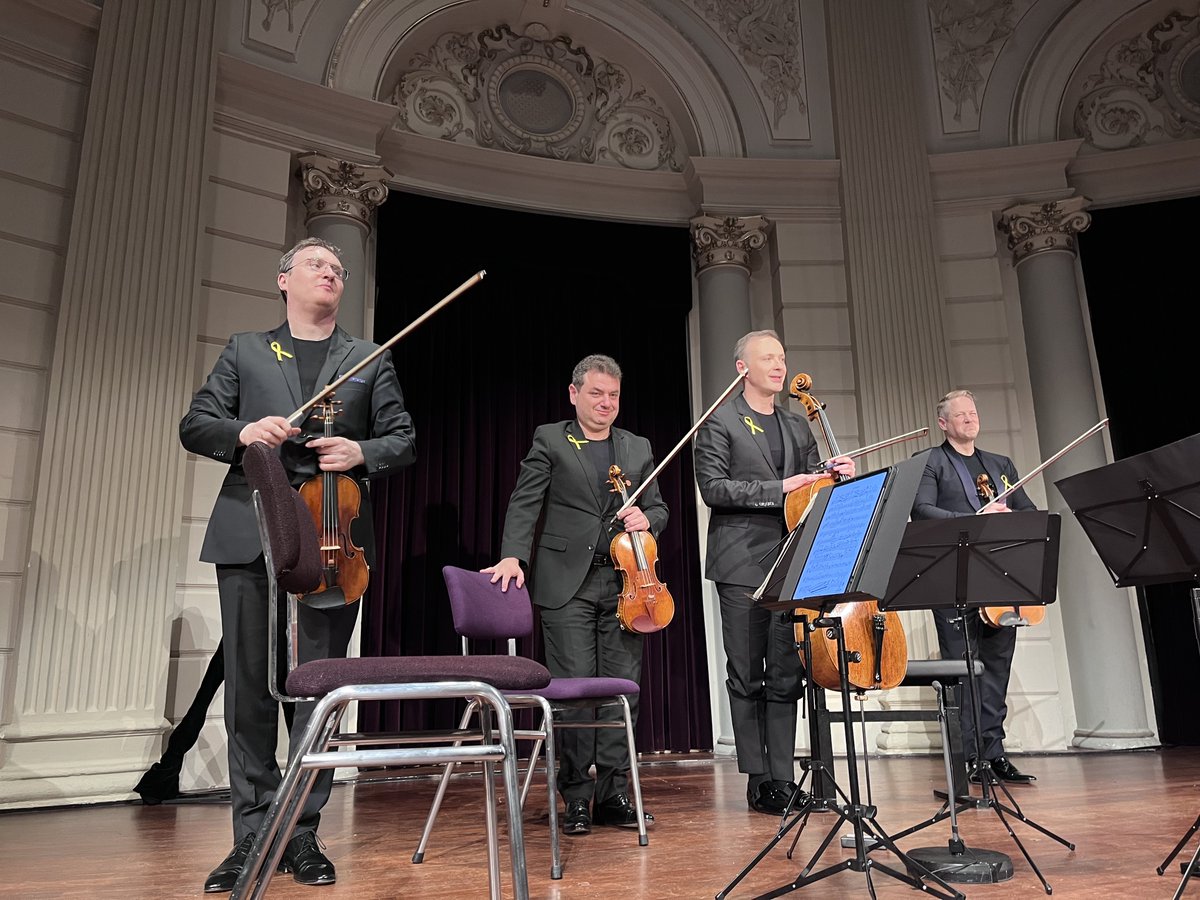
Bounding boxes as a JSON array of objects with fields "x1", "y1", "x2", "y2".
[{"x1": 907, "y1": 845, "x2": 1014, "y2": 884}]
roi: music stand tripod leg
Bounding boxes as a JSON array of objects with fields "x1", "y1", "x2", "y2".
[
  {"x1": 749, "y1": 616, "x2": 963, "y2": 900},
  {"x1": 955, "y1": 594, "x2": 1074, "y2": 895}
]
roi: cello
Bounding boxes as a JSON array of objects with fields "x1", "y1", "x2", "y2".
[
  {"x1": 296, "y1": 397, "x2": 369, "y2": 606},
  {"x1": 607, "y1": 465, "x2": 674, "y2": 633},
  {"x1": 787, "y1": 374, "x2": 908, "y2": 692}
]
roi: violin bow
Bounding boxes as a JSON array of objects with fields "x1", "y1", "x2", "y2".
[
  {"x1": 813, "y1": 427, "x2": 929, "y2": 471},
  {"x1": 977, "y1": 418, "x2": 1109, "y2": 514},
  {"x1": 609, "y1": 371, "x2": 747, "y2": 524},
  {"x1": 286, "y1": 270, "x2": 487, "y2": 425}
]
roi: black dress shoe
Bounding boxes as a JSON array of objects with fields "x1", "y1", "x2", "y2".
[
  {"x1": 204, "y1": 834, "x2": 255, "y2": 893},
  {"x1": 280, "y1": 831, "x2": 336, "y2": 886},
  {"x1": 562, "y1": 798, "x2": 591, "y2": 835},
  {"x1": 747, "y1": 781, "x2": 790, "y2": 815},
  {"x1": 593, "y1": 793, "x2": 654, "y2": 829},
  {"x1": 991, "y1": 756, "x2": 1036, "y2": 783}
]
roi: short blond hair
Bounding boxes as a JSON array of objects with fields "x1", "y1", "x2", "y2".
[
  {"x1": 733, "y1": 329, "x2": 783, "y2": 367},
  {"x1": 937, "y1": 389, "x2": 975, "y2": 421}
]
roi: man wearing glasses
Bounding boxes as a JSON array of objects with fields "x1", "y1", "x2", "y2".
[{"x1": 180, "y1": 237, "x2": 415, "y2": 891}]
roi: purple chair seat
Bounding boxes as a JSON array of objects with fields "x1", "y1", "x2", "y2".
[
  {"x1": 287, "y1": 655, "x2": 551, "y2": 698},
  {"x1": 524, "y1": 677, "x2": 640, "y2": 702}
]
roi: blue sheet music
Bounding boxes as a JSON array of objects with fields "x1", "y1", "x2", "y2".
[{"x1": 792, "y1": 470, "x2": 889, "y2": 600}]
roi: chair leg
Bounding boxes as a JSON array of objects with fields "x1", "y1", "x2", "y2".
[
  {"x1": 480, "y1": 711, "x2": 502, "y2": 900},
  {"x1": 413, "y1": 699, "x2": 480, "y2": 864},
  {"x1": 531, "y1": 698, "x2": 562, "y2": 879},
  {"x1": 619, "y1": 694, "x2": 649, "y2": 848},
  {"x1": 519, "y1": 735, "x2": 544, "y2": 808},
  {"x1": 480, "y1": 688, "x2": 529, "y2": 900}
]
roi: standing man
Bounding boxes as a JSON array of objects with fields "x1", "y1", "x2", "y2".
[
  {"x1": 695, "y1": 330, "x2": 854, "y2": 814},
  {"x1": 484, "y1": 354, "x2": 666, "y2": 836},
  {"x1": 181, "y1": 237, "x2": 416, "y2": 891},
  {"x1": 912, "y1": 389, "x2": 1036, "y2": 784}
]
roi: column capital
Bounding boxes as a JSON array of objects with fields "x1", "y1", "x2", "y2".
[
  {"x1": 690, "y1": 214, "x2": 771, "y2": 273},
  {"x1": 997, "y1": 196, "x2": 1092, "y2": 265},
  {"x1": 298, "y1": 153, "x2": 392, "y2": 230}
]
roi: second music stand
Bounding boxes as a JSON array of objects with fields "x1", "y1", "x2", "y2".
[
  {"x1": 1055, "y1": 431, "x2": 1200, "y2": 899},
  {"x1": 881, "y1": 510, "x2": 1074, "y2": 894}
]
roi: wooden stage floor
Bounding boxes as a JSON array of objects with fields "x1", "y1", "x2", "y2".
[{"x1": 3, "y1": 748, "x2": 1200, "y2": 898}]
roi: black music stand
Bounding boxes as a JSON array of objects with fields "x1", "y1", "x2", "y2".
[
  {"x1": 881, "y1": 511, "x2": 1074, "y2": 894},
  {"x1": 718, "y1": 460, "x2": 962, "y2": 900},
  {"x1": 1054, "y1": 432, "x2": 1200, "y2": 900}
]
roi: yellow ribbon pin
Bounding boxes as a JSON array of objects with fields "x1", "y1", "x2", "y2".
[
  {"x1": 1001, "y1": 474, "x2": 1013, "y2": 491},
  {"x1": 270, "y1": 340, "x2": 293, "y2": 362},
  {"x1": 743, "y1": 415, "x2": 764, "y2": 436},
  {"x1": 567, "y1": 434, "x2": 589, "y2": 450}
]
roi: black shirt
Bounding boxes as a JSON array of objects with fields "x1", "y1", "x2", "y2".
[
  {"x1": 293, "y1": 335, "x2": 332, "y2": 402},
  {"x1": 761, "y1": 410, "x2": 786, "y2": 474},
  {"x1": 954, "y1": 449, "x2": 994, "y2": 504}
]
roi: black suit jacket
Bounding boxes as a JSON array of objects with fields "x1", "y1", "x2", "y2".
[
  {"x1": 912, "y1": 440, "x2": 1035, "y2": 519},
  {"x1": 694, "y1": 393, "x2": 820, "y2": 587},
  {"x1": 179, "y1": 322, "x2": 416, "y2": 565},
  {"x1": 499, "y1": 420, "x2": 668, "y2": 610}
]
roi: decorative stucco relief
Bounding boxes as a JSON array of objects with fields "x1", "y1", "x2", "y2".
[
  {"x1": 245, "y1": 0, "x2": 318, "y2": 61},
  {"x1": 685, "y1": 0, "x2": 809, "y2": 140},
  {"x1": 388, "y1": 23, "x2": 684, "y2": 172},
  {"x1": 927, "y1": 0, "x2": 1034, "y2": 134},
  {"x1": 1071, "y1": 8, "x2": 1200, "y2": 151}
]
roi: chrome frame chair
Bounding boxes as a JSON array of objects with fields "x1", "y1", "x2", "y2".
[
  {"x1": 231, "y1": 443, "x2": 550, "y2": 899},
  {"x1": 413, "y1": 566, "x2": 649, "y2": 881}
]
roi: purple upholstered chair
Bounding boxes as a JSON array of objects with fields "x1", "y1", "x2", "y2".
[
  {"x1": 412, "y1": 566, "x2": 649, "y2": 880},
  {"x1": 231, "y1": 443, "x2": 550, "y2": 900}
]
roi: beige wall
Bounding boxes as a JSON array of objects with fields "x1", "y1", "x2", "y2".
[{"x1": 0, "y1": 6, "x2": 94, "y2": 740}]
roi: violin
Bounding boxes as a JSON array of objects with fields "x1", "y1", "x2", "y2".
[
  {"x1": 787, "y1": 374, "x2": 908, "y2": 692},
  {"x1": 975, "y1": 473, "x2": 1046, "y2": 629},
  {"x1": 607, "y1": 465, "x2": 674, "y2": 634},
  {"x1": 296, "y1": 397, "x2": 368, "y2": 605}
]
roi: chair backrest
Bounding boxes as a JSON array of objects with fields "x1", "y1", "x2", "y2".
[
  {"x1": 442, "y1": 566, "x2": 534, "y2": 642},
  {"x1": 243, "y1": 441, "x2": 321, "y2": 594}
]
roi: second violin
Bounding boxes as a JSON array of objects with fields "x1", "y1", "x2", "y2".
[{"x1": 607, "y1": 465, "x2": 674, "y2": 634}]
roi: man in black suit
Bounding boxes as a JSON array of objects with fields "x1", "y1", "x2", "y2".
[
  {"x1": 180, "y1": 237, "x2": 416, "y2": 891},
  {"x1": 695, "y1": 330, "x2": 854, "y2": 814},
  {"x1": 912, "y1": 389, "x2": 1036, "y2": 785},
  {"x1": 484, "y1": 354, "x2": 667, "y2": 836}
]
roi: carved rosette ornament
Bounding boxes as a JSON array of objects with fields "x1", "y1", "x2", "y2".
[
  {"x1": 690, "y1": 214, "x2": 771, "y2": 273},
  {"x1": 298, "y1": 153, "x2": 391, "y2": 227},
  {"x1": 1072, "y1": 9, "x2": 1200, "y2": 150},
  {"x1": 388, "y1": 23, "x2": 683, "y2": 172},
  {"x1": 997, "y1": 197, "x2": 1092, "y2": 265}
]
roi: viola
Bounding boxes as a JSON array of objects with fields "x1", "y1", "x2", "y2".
[
  {"x1": 607, "y1": 465, "x2": 674, "y2": 634},
  {"x1": 787, "y1": 374, "x2": 908, "y2": 692},
  {"x1": 296, "y1": 397, "x2": 369, "y2": 605},
  {"x1": 975, "y1": 472, "x2": 1046, "y2": 629}
]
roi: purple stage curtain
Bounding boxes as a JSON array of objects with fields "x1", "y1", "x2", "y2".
[{"x1": 360, "y1": 193, "x2": 713, "y2": 752}]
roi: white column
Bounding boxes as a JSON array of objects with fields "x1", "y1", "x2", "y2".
[
  {"x1": 825, "y1": 0, "x2": 953, "y2": 455},
  {"x1": 0, "y1": 0, "x2": 217, "y2": 806},
  {"x1": 690, "y1": 213, "x2": 769, "y2": 757},
  {"x1": 297, "y1": 153, "x2": 391, "y2": 340},
  {"x1": 997, "y1": 197, "x2": 1155, "y2": 749}
]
